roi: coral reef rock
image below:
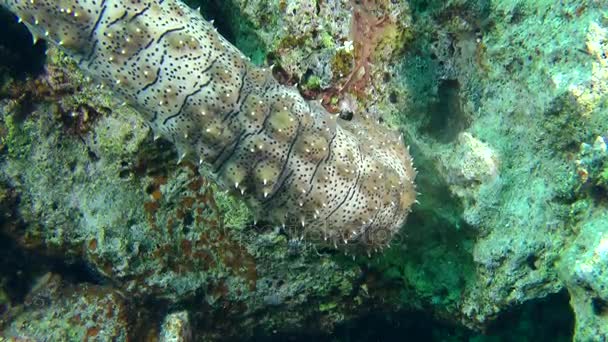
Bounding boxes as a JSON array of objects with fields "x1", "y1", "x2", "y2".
[{"x1": 1, "y1": 0, "x2": 608, "y2": 340}]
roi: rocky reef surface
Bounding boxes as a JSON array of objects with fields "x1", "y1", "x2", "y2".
[{"x1": 0, "y1": 0, "x2": 607, "y2": 340}]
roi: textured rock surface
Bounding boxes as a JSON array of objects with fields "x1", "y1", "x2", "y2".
[
  {"x1": 1, "y1": 0, "x2": 608, "y2": 340},
  {"x1": 202, "y1": 0, "x2": 413, "y2": 117},
  {"x1": 160, "y1": 311, "x2": 193, "y2": 342},
  {"x1": 0, "y1": 60, "x2": 371, "y2": 338},
  {"x1": 222, "y1": 0, "x2": 608, "y2": 335},
  {"x1": 2, "y1": 273, "x2": 129, "y2": 341},
  {"x1": 385, "y1": 0, "x2": 607, "y2": 334},
  {"x1": 559, "y1": 211, "x2": 608, "y2": 341}
]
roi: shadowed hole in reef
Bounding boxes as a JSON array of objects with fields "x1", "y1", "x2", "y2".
[
  {"x1": 483, "y1": 290, "x2": 574, "y2": 341},
  {"x1": 592, "y1": 297, "x2": 608, "y2": 316},
  {"x1": 425, "y1": 79, "x2": 470, "y2": 143},
  {"x1": 187, "y1": 0, "x2": 267, "y2": 66},
  {"x1": 0, "y1": 232, "x2": 105, "y2": 305},
  {"x1": 185, "y1": 0, "x2": 236, "y2": 44},
  {"x1": 247, "y1": 290, "x2": 574, "y2": 341},
  {"x1": 0, "y1": 7, "x2": 46, "y2": 78},
  {"x1": 365, "y1": 141, "x2": 476, "y2": 310}
]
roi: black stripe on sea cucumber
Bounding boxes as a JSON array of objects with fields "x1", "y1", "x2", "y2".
[
  {"x1": 200, "y1": 56, "x2": 220, "y2": 76},
  {"x1": 307, "y1": 145, "x2": 331, "y2": 192},
  {"x1": 303, "y1": 129, "x2": 338, "y2": 195},
  {"x1": 221, "y1": 68, "x2": 249, "y2": 123},
  {"x1": 325, "y1": 145, "x2": 364, "y2": 221},
  {"x1": 347, "y1": 145, "x2": 364, "y2": 202},
  {"x1": 305, "y1": 127, "x2": 338, "y2": 195},
  {"x1": 256, "y1": 106, "x2": 273, "y2": 134},
  {"x1": 88, "y1": 4, "x2": 107, "y2": 41},
  {"x1": 212, "y1": 131, "x2": 250, "y2": 174},
  {"x1": 80, "y1": 39, "x2": 97, "y2": 65},
  {"x1": 263, "y1": 170, "x2": 293, "y2": 205},
  {"x1": 162, "y1": 79, "x2": 211, "y2": 125},
  {"x1": 125, "y1": 38, "x2": 156, "y2": 65},
  {"x1": 209, "y1": 130, "x2": 248, "y2": 170},
  {"x1": 235, "y1": 68, "x2": 248, "y2": 105},
  {"x1": 262, "y1": 123, "x2": 302, "y2": 204},
  {"x1": 305, "y1": 159, "x2": 325, "y2": 196},
  {"x1": 106, "y1": 10, "x2": 128, "y2": 28},
  {"x1": 123, "y1": 38, "x2": 156, "y2": 66},
  {"x1": 208, "y1": 140, "x2": 231, "y2": 167},
  {"x1": 139, "y1": 53, "x2": 166, "y2": 94},
  {"x1": 367, "y1": 210, "x2": 380, "y2": 231},
  {"x1": 158, "y1": 53, "x2": 220, "y2": 121},
  {"x1": 143, "y1": 38, "x2": 155, "y2": 50},
  {"x1": 276, "y1": 123, "x2": 301, "y2": 181},
  {"x1": 326, "y1": 170, "x2": 362, "y2": 221},
  {"x1": 323, "y1": 130, "x2": 338, "y2": 164},
  {"x1": 129, "y1": 4, "x2": 151, "y2": 22},
  {"x1": 137, "y1": 51, "x2": 217, "y2": 99},
  {"x1": 156, "y1": 27, "x2": 185, "y2": 44},
  {"x1": 307, "y1": 133, "x2": 338, "y2": 193},
  {"x1": 307, "y1": 128, "x2": 338, "y2": 191},
  {"x1": 358, "y1": 208, "x2": 381, "y2": 240},
  {"x1": 220, "y1": 110, "x2": 236, "y2": 124},
  {"x1": 234, "y1": 91, "x2": 251, "y2": 122}
]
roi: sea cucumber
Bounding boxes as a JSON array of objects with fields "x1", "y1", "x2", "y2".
[{"x1": 2, "y1": 0, "x2": 416, "y2": 251}]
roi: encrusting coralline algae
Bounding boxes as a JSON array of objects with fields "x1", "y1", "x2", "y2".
[{"x1": 2, "y1": 0, "x2": 416, "y2": 251}]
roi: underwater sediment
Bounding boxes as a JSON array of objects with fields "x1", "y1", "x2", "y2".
[{"x1": 0, "y1": 0, "x2": 607, "y2": 341}]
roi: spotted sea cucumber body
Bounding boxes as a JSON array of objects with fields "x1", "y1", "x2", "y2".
[{"x1": 3, "y1": 0, "x2": 416, "y2": 250}]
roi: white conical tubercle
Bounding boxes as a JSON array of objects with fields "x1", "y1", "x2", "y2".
[{"x1": 2, "y1": 0, "x2": 416, "y2": 251}]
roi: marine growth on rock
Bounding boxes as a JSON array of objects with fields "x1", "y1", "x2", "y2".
[{"x1": 2, "y1": 0, "x2": 416, "y2": 251}]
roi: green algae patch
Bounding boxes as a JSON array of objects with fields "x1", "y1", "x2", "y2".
[
  {"x1": 599, "y1": 167, "x2": 608, "y2": 189},
  {"x1": 319, "y1": 302, "x2": 337, "y2": 312},
  {"x1": 214, "y1": 185, "x2": 253, "y2": 230},
  {"x1": 331, "y1": 49, "x2": 354, "y2": 80},
  {"x1": 3, "y1": 114, "x2": 33, "y2": 159},
  {"x1": 302, "y1": 74, "x2": 323, "y2": 92},
  {"x1": 2, "y1": 273, "x2": 129, "y2": 340},
  {"x1": 278, "y1": 34, "x2": 309, "y2": 51},
  {"x1": 320, "y1": 31, "x2": 335, "y2": 49}
]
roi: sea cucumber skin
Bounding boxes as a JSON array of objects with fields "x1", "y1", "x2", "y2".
[{"x1": 3, "y1": 0, "x2": 416, "y2": 250}]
